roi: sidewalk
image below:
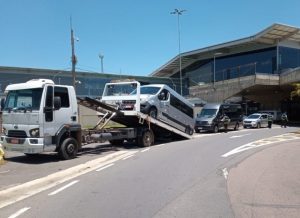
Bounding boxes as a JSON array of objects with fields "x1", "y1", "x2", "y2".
[{"x1": 227, "y1": 139, "x2": 300, "y2": 218}]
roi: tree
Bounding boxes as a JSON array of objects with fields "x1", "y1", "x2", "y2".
[{"x1": 290, "y1": 83, "x2": 300, "y2": 100}]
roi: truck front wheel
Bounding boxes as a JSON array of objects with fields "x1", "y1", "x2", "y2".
[{"x1": 59, "y1": 137, "x2": 78, "y2": 160}]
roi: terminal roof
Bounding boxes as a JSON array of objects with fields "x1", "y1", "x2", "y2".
[{"x1": 151, "y1": 23, "x2": 300, "y2": 77}]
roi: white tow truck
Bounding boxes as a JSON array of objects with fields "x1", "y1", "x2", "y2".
[{"x1": 0, "y1": 79, "x2": 193, "y2": 160}]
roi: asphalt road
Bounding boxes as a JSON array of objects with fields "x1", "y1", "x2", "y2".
[{"x1": 0, "y1": 125, "x2": 299, "y2": 218}]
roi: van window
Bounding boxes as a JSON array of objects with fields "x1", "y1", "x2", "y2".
[{"x1": 170, "y1": 94, "x2": 193, "y2": 118}]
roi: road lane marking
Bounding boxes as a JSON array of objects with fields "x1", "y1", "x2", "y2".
[
  {"x1": 229, "y1": 133, "x2": 251, "y2": 139},
  {"x1": 8, "y1": 207, "x2": 31, "y2": 218},
  {"x1": 222, "y1": 133, "x2": 300, "y2": 157},
  {"x1": 48, "y1": 180, "x2": 79, "y2": 196},
  {"x1": 0, "y1": 150, "x2": 137, "y2": 209},
  {"x1": 96, "y1": 163, "x2": 114, "y2": 172},
  {"x1": 156, "y1": 144, "x2": 165, "y2": 147},
  {"x1": 141, "y1": 148, "x2": 150, "y2": 152},
  {"x1": 0, "y1": 170, "x2": 10, "y2": 174},
  {"x1": 122, "y1": 154, "x2": 135, "y2": 160},
  {"x1": 222, "y1": 168, "x2": 228, "y2": 180}
]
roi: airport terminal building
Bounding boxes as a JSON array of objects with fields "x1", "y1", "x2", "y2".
[
  {"x1": 1, "y1": 23, "x2": 300, "y2": 120},
  {"x1": 151, "y1": 23, "x2": 300, "y2": 121}
]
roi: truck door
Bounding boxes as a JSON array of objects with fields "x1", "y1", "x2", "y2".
[{"x1": 43, "y1": 85, "x2": 55, "y2": 144}]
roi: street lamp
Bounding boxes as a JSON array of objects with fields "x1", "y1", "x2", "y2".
[
  {"x1": 213, "y1": 52, "x2": 223, "y2": 88},
  {"x1": 171, "y1": 9, "x2": 186, "y2": 96},
  {"x1": 99, "y1": 53, "x2": 104, "y2": 73},
  {"x1": 53, "y1": 71, "x2": 62, "y2": 84}
]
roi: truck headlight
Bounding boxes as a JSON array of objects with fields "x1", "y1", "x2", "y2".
[{"x1": 29, "y1": 128, "x2": 40, "y2": 137}]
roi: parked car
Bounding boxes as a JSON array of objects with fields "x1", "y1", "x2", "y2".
[
  {"x1": 243, "y1": 113, "x2": 269, "y2": 128},
  {"x1": 258, "y1": 110, "x2": 282, "y2": 122}
]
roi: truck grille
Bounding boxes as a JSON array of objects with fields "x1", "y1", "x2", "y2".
[{"x1": 8, "y1": 130, "x2": 27, "y2": 138}]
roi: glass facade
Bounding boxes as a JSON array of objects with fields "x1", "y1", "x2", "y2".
[
  {"x1": 279, "y1": 46, "x2": 300, "y2": 70},
  {"x1": 170, "y1": 46, "x2": 300, "y2": 95},
  {"x1": 182, "y1": 47, "x2": 277, "y2": 86}
]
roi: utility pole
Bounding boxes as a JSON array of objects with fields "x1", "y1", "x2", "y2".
[
  {"x1": 171, "y1": 9, "x2": 186, "y2": 96},
  {"x1": 70, "y1": 17, "x2": 77, "y2": 88}
]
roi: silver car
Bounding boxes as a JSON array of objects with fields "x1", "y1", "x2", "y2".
[{"x1": 243, "y1": 113, "x2": 269, "y2": 128}]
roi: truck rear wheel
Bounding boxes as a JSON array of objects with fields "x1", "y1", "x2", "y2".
[
  {"x1": 59, "y1": 137, "x2": 78, "y2": 160},
  {"x1": 138, "y1": 129, "x2": 154, "y2": 147}
]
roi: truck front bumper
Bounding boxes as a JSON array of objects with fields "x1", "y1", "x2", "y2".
[{"x1": 1, "y1": 136, "x2": 48, "y2": 154}]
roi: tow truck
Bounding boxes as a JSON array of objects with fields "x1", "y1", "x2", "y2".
[{"x1": 0, "y1": 79, "x2": 192, "y2": 160}]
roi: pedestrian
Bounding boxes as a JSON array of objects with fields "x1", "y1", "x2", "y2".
[
  {"x1": 268, "y1": 114, "x2": 273, "y2": 129},
  {"x1": 281, "y1": 112, "x2": 288, "y2": 128},
  {"x1": 221, "y1": 114, "x2": 230, "y2": 133}
]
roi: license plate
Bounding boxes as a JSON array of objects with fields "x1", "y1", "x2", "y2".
[{"x1": 11, "y1": 138, "x2": 20, "y2": 144}]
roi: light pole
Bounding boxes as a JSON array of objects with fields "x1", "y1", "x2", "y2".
[
  {"x1": 213, "y1": 52, "x2": 223, "y2": 88},
  {"x1": 99, "y1": 53, "x2": 104, "y2": 73},
  {"x1": 53, "y1": 71, "x2": 62, "y2": 84},
  {"x1": 171, "y1": 9, "x2": 186, "y2": 96}
]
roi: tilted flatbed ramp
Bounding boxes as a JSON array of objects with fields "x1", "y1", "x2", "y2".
[{"x1": 77, "y1": 97, "x2": 193, "y2": 140}]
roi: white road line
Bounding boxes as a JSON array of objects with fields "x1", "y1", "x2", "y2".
[
  {"x1": 222, "y1": 168, "x2": 228, "y2": 180},
  {"x1": 0, "y1": 170, "x2": 10, "y2": 174},
  {"x1": 96, "y1": 163, "x2": 114, "y2": 172},
  {"x1": 48, "y1": 180, "x2": 79, "y2": 196},
  {"x1": 8, "y1": 207, "x2": 31, "y2": 218},
  {"x1": 222, "y1": 133, "x2": 300, "y2": 157},
  {"x1": 229, "y1": 133, "x2": 251, "y2": 139},
  {"x1": 141, "y1": 148, "x2": 150, "y2": 152},
  {"x1": 122, "y1": 154, "x2": 135, "y2": 160},
  {"x1": 156, "y1": 144, "x2": 165, "y2": 147}
]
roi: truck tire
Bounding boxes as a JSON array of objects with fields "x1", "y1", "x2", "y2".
[
  {"x1": 109, "y1": 139, "x2": 124, "y2": 146},
  {"x1": 59, "y1": 137, "x2": 78, "y2": 160},
  {"x1": 138, "y1": 129, "x2": 154, "y2": 147},
  {"x1": 149, "y1": 107, "x2": 157, "y2": 119}
]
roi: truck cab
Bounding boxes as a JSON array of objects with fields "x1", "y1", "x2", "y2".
[{"x1": 0, "y1": 79, "x2": 81, "y2": 159}]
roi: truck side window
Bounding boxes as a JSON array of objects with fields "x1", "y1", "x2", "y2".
[
  {"x1": 45, "y1": 86, "x2": 53, "y2": 122},
  {"x1": 54, "y1": 87, "x2": 70, "y2": 108}
]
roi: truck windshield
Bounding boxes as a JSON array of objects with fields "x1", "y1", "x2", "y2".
[
  {"x1": 131, "y1": 86, "x2": 160, "y2": 95},
  {"x1": 198, "y1": 109, "x2": 218, "y2": 118},
  {"x1": 4, "y1": 88, "x2": 43, "y2": 111}
]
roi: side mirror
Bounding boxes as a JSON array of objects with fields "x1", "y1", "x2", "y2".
[
  {"x1": 54, "y1": 96, "x2": 61, "y2": 110},
  {"x1": 0, "y1": 98, "x2": 5, "y2": 111},
  {"x1": 158, "y1": 92, "x2": 165, "y2": 100}
]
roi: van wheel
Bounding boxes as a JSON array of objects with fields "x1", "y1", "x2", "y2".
[
  {"x1": 58, "y1": 137, "x2": 78, "y2": 160},
  {"x1": 138, "y1": 129, "x2": 154, "y2": 147},
  {"x1": 257, "y1": 123, "x2": 261, "y2": 128},
  {"x1": 149, "y1": 107, "x2": 157, "y2": 119},
  {"x1": 185, "y1": 126, "x2": 194, "y2": 135},
  {"x1": 213, "y1": 125, "x2": 219, "y2": 133},
  {"x1": 234, "y1": 123, "x2": 239, "y2": 130}
]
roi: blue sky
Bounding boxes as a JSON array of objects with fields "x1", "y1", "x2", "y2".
[{"x1": 1, "y1": 0, "x2": 300, "y2": 76}]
